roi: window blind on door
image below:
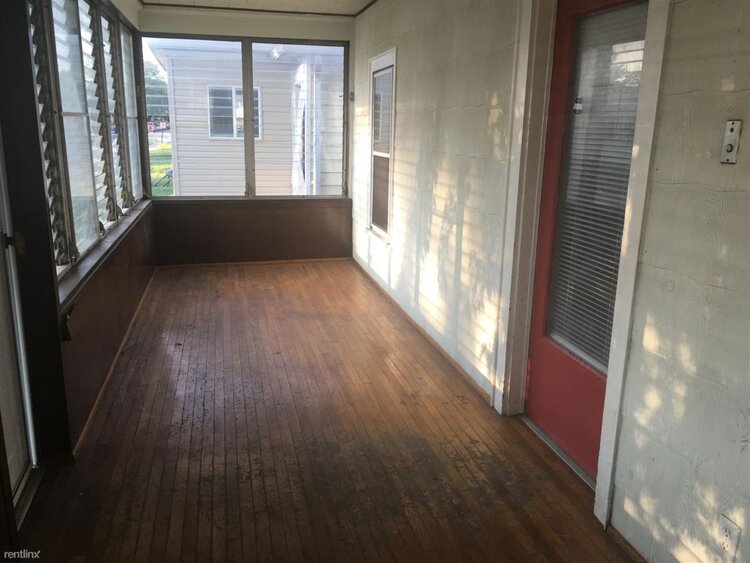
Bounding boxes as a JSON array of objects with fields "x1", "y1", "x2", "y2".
[{"x1": 547, "y1": 2, "x2": 648, "y2": 373}]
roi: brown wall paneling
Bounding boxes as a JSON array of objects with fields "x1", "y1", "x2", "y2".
[
  {"x1": 153, "y1": 198, "x2": 353, "y2": 266},
  {"x1": 60, "y1": 207, "x2": 156, "y2": 446}
]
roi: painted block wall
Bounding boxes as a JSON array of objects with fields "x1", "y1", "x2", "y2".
[
  {"x1": 611, "y1": 0, "x2": 749, "y2": 561},
  {"x1": 351, "y1": 0, "x2": 522, "y2": 396}
]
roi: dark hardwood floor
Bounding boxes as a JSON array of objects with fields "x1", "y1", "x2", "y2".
[{"x1": 22, "y1": 260, "x2": 639, "y2": 562}]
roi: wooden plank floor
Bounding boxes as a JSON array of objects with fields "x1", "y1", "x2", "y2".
[{"x1": 22, "y1": 260, "x2": 639, "y2": 562}]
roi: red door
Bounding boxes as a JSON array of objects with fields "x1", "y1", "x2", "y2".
[{"x1": 526, "y1": 0, "x2": 648, "y2": 478}]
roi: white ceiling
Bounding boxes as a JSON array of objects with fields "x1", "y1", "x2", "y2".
[{"x1": 140, "y1": 0, "x2": 374, "y2": 16}]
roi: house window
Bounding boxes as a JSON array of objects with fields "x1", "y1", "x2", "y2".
[
  {"x1": 28, "y1": 0, "x2": 144, "y2": 272},
  {"x1": 142, "y1": 37, "x2": 346, "y2": 198},
  {"x1": 370, "y1": 50, "x2": 396, "y2": 234},
  {"x1": 208, "y1": 86, "x2": 261, "y2": 140}
]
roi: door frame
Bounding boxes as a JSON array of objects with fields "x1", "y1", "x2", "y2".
[{"x1": 493, "y1": 0, "x2": 672, "y2": 526}]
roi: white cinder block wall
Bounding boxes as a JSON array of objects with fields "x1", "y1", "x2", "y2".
[
  {"x1": 351, "y1": 0, "x2": 522, "y2": 397},
  {"x1": 611, "y1": 0, "x2": 749, "y2": 561}
]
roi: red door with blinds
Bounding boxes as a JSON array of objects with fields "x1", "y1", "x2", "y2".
[{"x1": 526, "y1": 0, "x2": 648, "y2": 478}]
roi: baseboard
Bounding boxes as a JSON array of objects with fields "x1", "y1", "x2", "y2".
[
  {"x1": 157, "y1": 256, "x2": 353, "y2": 270},
  {"x1": 351, "y1": 259, "x2": 493, "y2": 406}
]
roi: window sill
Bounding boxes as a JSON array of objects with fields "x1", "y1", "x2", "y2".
[
  {"x1": 150, "y1": 195, "x2": 351, "y2": 203},
  {"x1": 58, "y1": 199, "x2": 152, "y2": 312},
  {"x1": 367, "y1": 226, "x2": 391, "y2": 245}
]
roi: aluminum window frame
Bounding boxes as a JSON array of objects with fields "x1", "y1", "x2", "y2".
[
  {"x1": 140, "y1": 32, "x2": 350, "y2": 200},
  {"x1": 28, "y1": 0, "x2": 145, "y2": 280}
]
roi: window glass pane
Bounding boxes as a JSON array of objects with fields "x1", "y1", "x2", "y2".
[
  {"x1": 51, "y1": 0, "x2": 86, "y2": 113},
  {"x1": 78, "y1": 0, "x2": 109, "y2": 223},
  {"x1": 235, "y1": 87, "x2": 244, "y2": 138},
  {"x1": 51, "y1": 0, "x2": 98, "y2": 254},
  {"x1": 209, "y1": 87, "x2": 234, "y2": 137},
  {"x1": 371, "y1": 154, "x2": 390, "y2": 232},
  {"x1": 252, "y1": 87, "x2": 261, "y2": 139},
  {"x1": 251, "y1": 43, "x2": 344, "y2": 196},
  {"x1": 126, "y1": 118, "x2": 143, "y2": 200},
  {"x1": 143, "y1": 37, "x2": 245, "y2": 197},
  {"x1": 63, "y1": 115, "x2": 99, "y2": 253},
  {"x1": 547, "y1": 3, "x2": 647, "y2": 371},
  {"x1": 372, "y1": 67, "x2": 393, "y2": 155},
  {"x1": 120, "y1": 28, "x2": 143, "y2": 201},
  {"x1": 101, "y1": 16, "x2": 123, "y2": 209}
]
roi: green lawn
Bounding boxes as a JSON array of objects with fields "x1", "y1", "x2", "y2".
[{"x1": 150, "y1": 143, "x2": 173, "y2": 197}]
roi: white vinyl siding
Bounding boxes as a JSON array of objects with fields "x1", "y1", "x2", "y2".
[{"x1": 166, "y1": 44, "x2": 246, "y2": 196}]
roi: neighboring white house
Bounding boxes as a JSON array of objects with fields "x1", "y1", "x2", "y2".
[{"x1": 147, "y1": 39, "x2": 345, "y2": 196}]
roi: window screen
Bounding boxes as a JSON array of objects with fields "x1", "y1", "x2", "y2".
[
  {"x1": 547, "y1": 3, "x2": 647, "y2": 372},
  {"x1": 143, "y1": 37, "x2": 245, "y2": 197},
  {"x1": 251, "y1": 43, "x2": 345, "y2": 196}
]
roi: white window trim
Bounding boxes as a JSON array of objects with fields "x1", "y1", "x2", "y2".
[
  {"x1": 207, "y1": 85, "x2": 261, "y2": 140},
  {"x1": 368, "y1": 48, "x2": 396, "y2": 238},
  {"x1": 593, "y1": 0, "x2": 671, "y2": 525}
]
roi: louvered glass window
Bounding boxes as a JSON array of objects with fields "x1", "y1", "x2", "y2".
[
  {"x1": 120, "y1": 27, "x2": 143, "y2": 202},
  {"x1": 77, "y1": 0, "x2": 111, "y2": 226},
  {"x1": 101, "y1": 15, "x2": 124, "y2": 211},
  {"x1": 51, "y1": 0, "x2": 99, "y2": 255},
  {"x1": 32, "y1": 0, "x2": 143, "y2": 275},
  {"x1": 547, "y1": 2, "x2": 647, "y2": 372}
]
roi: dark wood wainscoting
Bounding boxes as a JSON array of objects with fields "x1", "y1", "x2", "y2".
[
  {"x1": 152, "y1": 198, "x2": 352, "y2": 266},
  {"x1": 60, "y1": 206, "x2": 156, "y2": 446}
]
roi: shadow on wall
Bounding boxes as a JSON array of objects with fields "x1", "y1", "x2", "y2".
[
  {"x1": 363, "y1": 84, "x2": 512, "y2": 395},
  {"x1": 612, "y1": 281, "x2": 749, "y2": 561},
  {"x1": 609, "y1": 29, "x2": 750, "y2": 555}
]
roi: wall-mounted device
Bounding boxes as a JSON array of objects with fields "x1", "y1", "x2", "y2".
[{"x1": 721, "y1": 120, "x2": 742, "y2": 164}]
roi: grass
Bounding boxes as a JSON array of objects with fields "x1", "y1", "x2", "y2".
[{"x1": 150, "y1": 143, "x2": 173, "y2": 197}]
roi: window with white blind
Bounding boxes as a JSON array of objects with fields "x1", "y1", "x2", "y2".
[
  {"x1": 369, "y1": 50, "x2": 396, "y2": 235},
  {"x1": 142, "y1": 38, "x2": 346, "y2": 198},
  {"x1": 208, "y1": 86, "x2": 260, "y2": 140},
  {"x1": 546, "y1": 3, "x2": 647, "y2": 372},
  {"x1": 29, "y1": 0, "x2": 144, "y2": 273}
]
